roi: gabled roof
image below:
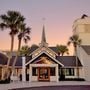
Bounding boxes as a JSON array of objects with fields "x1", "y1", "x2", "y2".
[
  {"x1": 26, "y1": 51, "x2": 64, "y2": 66},
  {"x1": 49, "y1": 47, "x2": 58, "y2": 53},
  {"x1": 56, "y1": 56, "x2": 82, "y2": 67},
  {"x1": 9, "y1": 56, "x2": 32, "y2": 67},
  {"x1": 0, "y1": 53, "x2": 8, "y2": 65},
  {"x1": 28, "y1": 46, "x2": 58, "y2": 55},
  {"x1": 28, "y1": 47, "x2": 38, "y2": 54},
  {"x1": 0, "y1": 50, "x2": 82, "y2": 68},
  {"x1": 2, "y1": 51, "x2": 17, "y2": 56},
  {"x1": 81, "y1": 45, "x2": 90, "y2": 55}
]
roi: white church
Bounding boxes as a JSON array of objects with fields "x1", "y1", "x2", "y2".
[{"x1": 0, "y1": 16, "x2": 90, "y2": 82}]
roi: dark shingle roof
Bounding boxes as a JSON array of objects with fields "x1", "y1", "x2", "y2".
[
  {"x1": 0, "y1": 46, "x2": 82, "y2": 68},
  {"x1": 10, "y1": 56, "x2": 32, "y2": 67},
  {"x1": 49, "y1": 47, "x2": 58, "y2": 53},
  {"x1": 56, "y1": 56, "x2": 82, "y2": 67},
  {"x1": 2, "y1": 51, "x2": 17, "y2": 56},
  {"x1": 0, "y1": 51, "x2": 82, "y2": 67},
  {"x1": 0, "y1": 53, "x2": 8, "y2": 65},
  {"x1": 28, "y1": 47, "x2": 38, "y2": 54},
  {"x1": 82, "y1": 45, "x2": 90, "y2": 55},
  {"x1": 28, "y1": 46, "x2": 58, "y2": 54}
]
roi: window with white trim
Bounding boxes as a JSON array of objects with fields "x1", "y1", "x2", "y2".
[{"x1": 65, "y1": 68, "x2": 74, "y2": 76}]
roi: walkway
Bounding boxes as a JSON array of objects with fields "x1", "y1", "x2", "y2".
[{"x1": 0, "y1": 81, "x2": 90, "y2": 90}]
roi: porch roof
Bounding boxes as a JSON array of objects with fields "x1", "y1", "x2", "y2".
[
  {"x1": 0, "y1": 53, "x2": 8, "y2": 65},
  {"x1": 26, "y1": 51, "x2": 64, "y2": 66}
]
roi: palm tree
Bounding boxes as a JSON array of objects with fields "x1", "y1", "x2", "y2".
[
  {"x1": 67, "y1": 35, "x2": 81, "y2": 78},
  {"x1": 0, "y1": 11, "x2": 25, "y2": 79},
  {"x1": 19, "y1": 45, "x2": 30, "y2": 56},
  {"x1": 56, "y1": 45, "x2": 69, "y2": 80},
  {"x1": 12, "y1": 23, "x2": 31, "y2": 75},
  {"x1": 56, "y1": 45, "x2": 69, "y2": 56}
]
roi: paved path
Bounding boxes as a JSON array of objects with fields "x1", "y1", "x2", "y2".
[
  {"x1": 10, "y1": 85, "x2": 90, "y2": 90},
  {"x1": 0, "y1": 81, "x2": 90, "y2": 90}
]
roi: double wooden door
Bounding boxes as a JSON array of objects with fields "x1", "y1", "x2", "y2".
[{"x1": 38, "y1": 67, "x2": 50, "y2": 81}]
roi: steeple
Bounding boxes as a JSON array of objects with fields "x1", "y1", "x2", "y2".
[
  {"x1": 39, "y1": 25, "x2": 48, "y2": 47},
  {"x1": 41, "y1": 25, "x2": 46, "y2": 43}
]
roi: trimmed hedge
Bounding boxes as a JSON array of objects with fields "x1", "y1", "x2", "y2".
[
  {"x1": 59, "y1": 78, "x2": 85, "y2": 81},
  {"x1": 0, "y1": 78, "x2": 10, "y2": 84}
]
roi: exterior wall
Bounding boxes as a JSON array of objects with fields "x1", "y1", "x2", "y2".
[
  {"x1": 31, "y1": 76, "x2": 38, "y2": 81},
  {"x1": 73, "y1": 17, "x2": 90, "y2": 81},
  {"x1": 73, "y1": 17, "x2": 90, "y2": 45},
  {"x1": 79, "y1": 68, "x2": 85, "y2": 78},
  {"x1": 73, "y1": 24, "x2": 85, "y2": 35},
  {"x1": 50, "y1": 76, "x2": 57, "y2": 81},
  {"x1": 29, "y1": 64, "x2": 59, "y2": 82},
  {"x1": 77, "y1": 46, "x2": 90, "y2": 81},
  {"x1": 78, "y1": 33, "x2": 90, "y2": 45},
  {"x1": 31, "y1": 76, "x2": 58, "y2": 82},
  {"x1": 60, "y1": 68, "x2": 83, "y2": 79}
]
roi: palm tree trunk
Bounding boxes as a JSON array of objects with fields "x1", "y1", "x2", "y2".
[
  {"x1": 12, "y1": 39, "x2": 22, "y2": 76},
  {"x1": 4, "y1": 34, "x2": 14, "y2": 79}
]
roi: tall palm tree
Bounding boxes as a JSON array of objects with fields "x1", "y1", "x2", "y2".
[
  {"x1": 56, "y1": 45, "x2": 69, "y2": 56},
  {"x1": 12, "y1": 24, "x2": 31, "y2": 75},
  {"x1": 67, "y1": 35, "x2": 81, "y2": 78},
  {"x1": 0, "y1": 11, "x2": 25, "y2": 79}
]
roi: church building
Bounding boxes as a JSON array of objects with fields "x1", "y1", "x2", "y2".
[
  {"x1": 0, "y1": 25, "x2": 83, "y2": 82},
  {"x1": 21, "y1": 26, "x2": 83, "y2": 82},
  {"x1": 0, "y1": 16, "x2": 90, "y2": 82}
]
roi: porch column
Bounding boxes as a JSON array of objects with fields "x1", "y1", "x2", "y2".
[
  {"x1": 56, "y1": 64, "x2": 59, "y2": 82},
  {"x1": 22, "y1": 56, "x2": 26, "y2": 82},
  {"x1": 2, "y1": 67, "x2": 5, "y2": 80}
]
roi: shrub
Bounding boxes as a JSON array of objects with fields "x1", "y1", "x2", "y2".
[
  {"x1": 59, "y1": 78, "x2": 85, "y2": 81},
  {"x1": 0, "y1": 77, "x2": 10, "y2": 84}
]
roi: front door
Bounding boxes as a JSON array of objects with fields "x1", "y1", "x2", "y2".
[{"x1": 38, "y1": 67, "x2": 50, "y2": 81}]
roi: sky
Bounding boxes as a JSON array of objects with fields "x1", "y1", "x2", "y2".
[{"x1": 0, "y1": 0, "x2": 90, "y2": 55}]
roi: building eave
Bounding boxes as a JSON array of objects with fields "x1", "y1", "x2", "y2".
[{"x1": 26, "y1": 51, "x2": 64, "y2": 66}]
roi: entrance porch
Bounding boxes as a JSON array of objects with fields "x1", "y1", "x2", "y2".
[{"x1": 29, "y1": 64, "x2": 59, "y2": 82}]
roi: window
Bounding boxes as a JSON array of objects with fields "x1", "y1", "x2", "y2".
[
  {"x1": 65, "y1": 68, "x2": 74, "y2": 76},
  {"x1": 50, "y1": 67, "x2": 55, "y2": 76},
  {"x1": 32, "y1": 67, "x2": 37, "y2": 76}
]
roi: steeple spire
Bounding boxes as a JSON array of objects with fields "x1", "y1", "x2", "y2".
[
  {"x1": 41, "y1": 25, "x2": 46, "y2": 43},
  {"x1": 39, "y1": 25, "x2": 48, "y2": 47}
]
